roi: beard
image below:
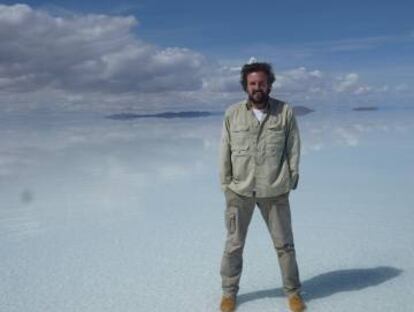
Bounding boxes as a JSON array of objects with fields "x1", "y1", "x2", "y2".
[{"x1": 248, "y1": 89, "x2": 269, "y2": 105}]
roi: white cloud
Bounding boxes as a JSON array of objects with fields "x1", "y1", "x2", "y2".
[
  {"x1": 353, "y1": 86, "x2": 371, "y2": 95},
  {"x1": 334, "y1": 73, "x2": 359, "y2": 92},
  {"x1": 200, "y1": 64, "x2": 395, "y2": 109},
  {"x1": 276, "y1": 67, "x2": 326, "y2": 94},
  {"x1": 0, "y1": 4, "x2": 408, "y2": 112},
  {"x1": 202, "y1": 66, "x2": 240, "y2": 92},
  {"x1": 0, "y1": 4, "x2": 206, "y2": 111}
]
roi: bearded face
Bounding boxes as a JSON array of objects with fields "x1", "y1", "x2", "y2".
[{"x1": 246, "y1": 71, "x2": 271, "y2": 106}]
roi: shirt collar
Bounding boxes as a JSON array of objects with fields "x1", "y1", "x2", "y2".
[{"x1": 245, "y1": 98, "x2": 270, "y2": 113}]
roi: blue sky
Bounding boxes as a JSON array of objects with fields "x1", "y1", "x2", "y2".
[
  {"x1": 9, "y1": 1, "x2": 412, "y2": 43},
  {"x1": 0, "y1": 1, "x2": 413, "y2": 112}
]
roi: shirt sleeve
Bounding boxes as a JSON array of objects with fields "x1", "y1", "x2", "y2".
[
  {"x1": 286, "y1": 108, "x2": 301, "y2": 190},
  {"x1": 219, "y1": 115, "x2": 232, "y2": 191}
]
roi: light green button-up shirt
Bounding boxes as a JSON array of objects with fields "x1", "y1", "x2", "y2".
[{"x1": 219, "y1": 97, "x2": 300, "y2": 198}]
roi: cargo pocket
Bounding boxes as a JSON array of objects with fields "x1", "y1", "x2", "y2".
[
  {"x1": 231, "y1": 145, "x2": 250, "y2": 182},
  {"x1": 226, "y1": 211, "x2": 237, "y2": 234}
]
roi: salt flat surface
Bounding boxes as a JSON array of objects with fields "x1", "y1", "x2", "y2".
[{"x1": 1, "y1": 108, "x2": 413, "y2": 311}]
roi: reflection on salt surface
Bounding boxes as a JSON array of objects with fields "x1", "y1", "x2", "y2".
[
  {"x1": 0, "y1": 107, "x2": 413, "y2": 312},
  {"x1": 1, "y1": 108, "x2": 414, "y2": 236},
  {"x1": 0, "y1": 108, "x2": 413, "y2": 234}
]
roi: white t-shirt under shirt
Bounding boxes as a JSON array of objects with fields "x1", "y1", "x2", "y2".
[{"x1": 252, "y1": 107, "x2": 266, "y2": 123}]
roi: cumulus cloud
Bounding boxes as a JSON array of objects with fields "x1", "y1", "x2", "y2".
[
  {"x1": 203, "y1": 65, "x2": 375, "y2": 97},
  {"x1": 334, "y1": 73, "x2": 359, "y2": 92},
  {"x1": 276, "y1": 67, "x2": 326, "y2": 94},
  {"x1": 0, "y1": 4, "x2": 406, "y2": 112},
  {"x1": 202, "y1": 66, "x2": 241, "y2": 93},
  {"x1": 0, "y1": 4, "x2": 206, "y2": 111},
  {"x1": 199, "y1": 63, "x2": 396, "y2": 109}
]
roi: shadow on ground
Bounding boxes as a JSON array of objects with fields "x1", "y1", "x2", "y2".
[{"x1": 237, "y1": 266, "x2": 402, "y2": 305}]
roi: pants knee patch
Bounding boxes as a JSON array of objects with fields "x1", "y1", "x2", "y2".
[{"x1": 276, "y1": 243, "x2": 295, "y2": 252}]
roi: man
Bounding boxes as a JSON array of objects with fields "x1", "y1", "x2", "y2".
[{"x1": 219, "y1": 62, "x2": 306, "y2": 312}]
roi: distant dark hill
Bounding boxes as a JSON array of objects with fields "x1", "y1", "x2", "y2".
[
  {"x1": 106, "y1": 106, "x2": 314, "y2": 120},
  {"x1": 106, "y1": 111, "x2": 223, "y2": 120},
  {"x1": 293, "y1": 106, "x2": 315, "y2": 116},
  {"x1": 352, "y1": 106, "x2": 379, "y2": 111}
]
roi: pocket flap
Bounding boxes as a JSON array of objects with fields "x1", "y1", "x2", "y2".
[
  {"x1": 231, "y1": 125, "x2": 249, "y2": 132},
  {"x1": 267, "y1": 125, "x2": 284, "y2": 133},
  {"x1": 231, "y1": 145, "x2": 249, "y2": 154}
]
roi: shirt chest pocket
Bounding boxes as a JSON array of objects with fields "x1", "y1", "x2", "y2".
[
  {"x1": 230, "y1": 125, "x2": 250, "y2": 147},
  {"x1": 265, "y1": 126, "x2": 285, "y2": 145}
]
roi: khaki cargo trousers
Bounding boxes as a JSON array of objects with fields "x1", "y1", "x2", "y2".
[{"x1": 220, "y1": 188, "x2": 301, "y2": 297}]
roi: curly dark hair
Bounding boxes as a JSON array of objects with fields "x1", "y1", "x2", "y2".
[{"x1": 240, "y1": 62, "x2": 275, "y2": 91}]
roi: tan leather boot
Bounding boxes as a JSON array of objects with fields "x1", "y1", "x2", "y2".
[
  {"x1": 288, "y1": 293, "x2": 306, "y2": 312},
  {"x1": 220, "y1": 296, "x2": 236, "y2": 312}
]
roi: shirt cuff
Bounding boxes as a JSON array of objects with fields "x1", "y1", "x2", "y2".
[{"x1": 290, "y1": 172, "x2": 299, "y2": 190}]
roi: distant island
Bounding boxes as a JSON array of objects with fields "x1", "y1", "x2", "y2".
[
  {"x1": 106, "y1": 111, "x2": 222, "y2": 120},
  {"x1": 352, "y1": 106, "x2": 379, "y2": 111},
  {"x1": 292, "y1": 106, "x2": 314, "y2": 116},
  {"x1": 106, "y1": 105, "x2": 314, "y2": 120}
]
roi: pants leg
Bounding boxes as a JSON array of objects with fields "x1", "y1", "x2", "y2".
[
  {"x1": 220, "y1": 189, "x2": 255, "y2": 297},
  {"x1": 256, "y1": 193, "x2": 301, "y2": 295}
]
